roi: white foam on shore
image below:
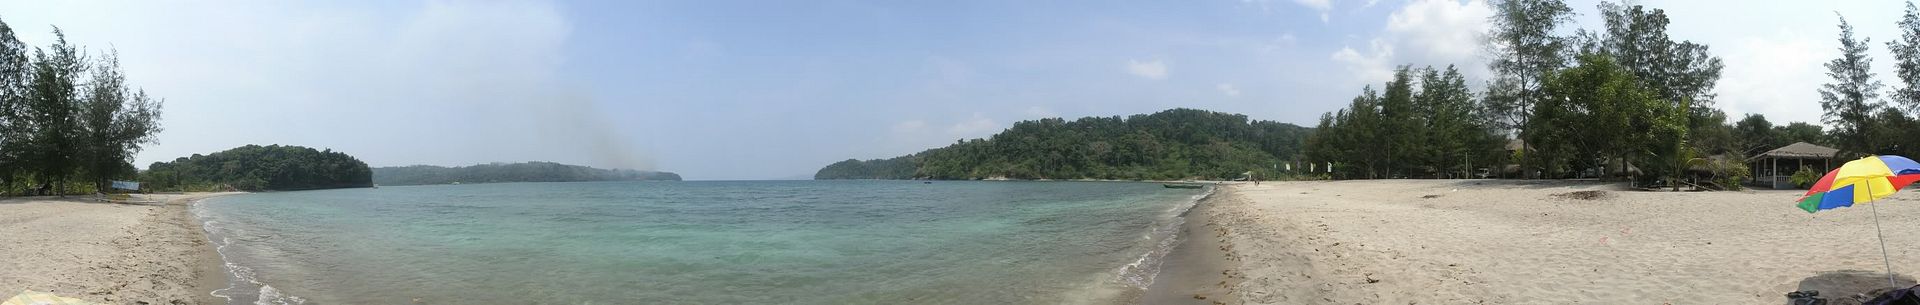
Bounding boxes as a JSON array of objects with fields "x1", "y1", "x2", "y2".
[
  {"x1": 192, "y1": 197, "x2": 308, "y2": 305},
  {"x1": 1114, "y1": 185, "x2": 1217, "y2": 290}
]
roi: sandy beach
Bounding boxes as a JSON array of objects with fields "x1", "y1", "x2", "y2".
[
  {"x1": 0, "y1": 193, "x2": 236, "y2": 305},
  {"x1": 1203, "y1": 179, "x2": 1920, "y2": 304}
]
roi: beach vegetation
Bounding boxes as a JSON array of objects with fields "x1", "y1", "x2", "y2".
[
  {"x1": 1791, "y1": 167, "x2": 1822, "y2": 189},
  {"x1": 1821, "y1": 15, "x2": 1888, "y2": 158},
  {"x1": 0, "y1": 19, "x2": 165, "y2": 195}
]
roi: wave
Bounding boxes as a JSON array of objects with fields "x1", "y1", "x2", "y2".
[
  {"x1": 1113, "y1": 185, "x2": 1217, "y2": 290},
  {"x1": 193, "y1": 198, "x2": 309, "y2": 305}
]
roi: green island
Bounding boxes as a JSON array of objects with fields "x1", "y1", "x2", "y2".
[{"x1": 142, "y1": 144, "x2": 373, "y2": 191}]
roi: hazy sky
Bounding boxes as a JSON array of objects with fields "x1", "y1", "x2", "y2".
[{"x1": 0, "y1": 0, "x2": 1904, "y2": 180}]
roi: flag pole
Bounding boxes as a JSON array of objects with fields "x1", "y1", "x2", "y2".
[{"x1": 1871, "y1": 180, "x2": 1896, "y2": 287}]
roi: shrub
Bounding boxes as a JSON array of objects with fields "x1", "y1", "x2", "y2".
[{"x1": 1790, "y1": 167, "x2": 1821, "y2": 189}]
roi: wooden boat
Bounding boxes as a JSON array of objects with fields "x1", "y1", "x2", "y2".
[{"x1": 1162, "y1": 183, "x2": 1204, "y2": 189}]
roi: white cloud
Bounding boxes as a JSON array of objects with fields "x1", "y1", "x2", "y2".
[
  {"x1": 1217, "y1": 83, "x2": 1243, "y2": 97},
  {"x1": 892, "y1": 120, "x2": 928, "y2": 134},
  {"x1": 1331, "y1": 39, "x2": 1395, "y2": 84},
  {"x1": 1386, "y1": 0, "x2": 1492, "y2": 62},
  {"x1": 1292, "y1": 0, "x2": 1331, "y2": 11},
  {"x1": 947, "y1": 113, "x2": 1001, "y2": 137},
  {"x1": 1331, "y1": 0, "x2": 1493, "y2": 86},
  {"x1": 1715, "y1": 31, "x2": 1830, "y2": 125},
  {"x1": 1126, "y1": 59, "x2": 1169, "y2": 80}
]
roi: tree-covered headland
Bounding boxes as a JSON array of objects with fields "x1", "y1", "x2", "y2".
[
  {"x1": 817, "y1": 108, "x2": 1311, "y2": 180},
  {"x1": 142, "y1": 145, "x2": 373, "y2": 191}
]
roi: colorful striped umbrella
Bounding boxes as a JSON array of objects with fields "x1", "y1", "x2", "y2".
[
  {"x1": 1791, "y1": 155, "x2": 1920, "y2": 287},
  {"x1": 2, "y1": 290, "x2": 92, "y2": 305},
  {"x1": 1796, "y1": 155, "x2": 1920, "y2": 213}
]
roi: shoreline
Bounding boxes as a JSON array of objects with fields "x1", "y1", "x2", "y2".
[
  {"x1": 1138, "y1": 184, "x2": 1241, "y2": 305},
  {"x1": 0, "y1": 192, "x2": 236, "y2": 305},
  {"x1": 182, "y1": 193, "x2": 238, "y2": 305}
]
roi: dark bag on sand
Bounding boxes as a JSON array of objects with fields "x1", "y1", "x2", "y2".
[
  {"x1": 1865, "y1": 286, "x2": 1920, "y2": 305},
  {"x1": 1789, "y1": 290, "x2": 1827, "y2": 305}
]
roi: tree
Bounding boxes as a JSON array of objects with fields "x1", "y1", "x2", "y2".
[
  {"x1": 1417, "y1": 66, "x2": 1470, "y2": 178},
  {"x1": 1583, "y1": 2, "x2": 1728, "y2": 155},
  {"x1": 1873, "y1": 108, "x2": 1920, "y2": 157},
  {"x1": 1380, "y1": 66, "x2": 1418, "y2": 177},
  {"x1": 1778, "y1": 122, "x2": 1827, "y2": 145},
  {"x1": 21, "y1": 28, "x2": 86, "y2": 195},
  {"x1": 0, "y1": 18, "x2": 28, "y2": 185},
  {"x1": 1733, "y1": 114, "x2": 1780, "y2": 154},
  {"x1": 1486, "y1": 0, "x2": 1575, "y2": 177},
  {"x1": 1536, "y1": 53, "x2": 1670, "y2": 180},
  {"x1": 1891, "y1": 1, "x2": 1920, "y2": 113},
  {"x1": 77, "y1": 50, "x2": 163, "y2": 192},
  {"x1": 1820, "y1": 14, "x2": 1887, "y2": 156}
]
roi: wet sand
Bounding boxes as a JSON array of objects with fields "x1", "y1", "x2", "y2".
[{"x1": 1141, "y1": 185, "x2": 1240, "y2": 305}]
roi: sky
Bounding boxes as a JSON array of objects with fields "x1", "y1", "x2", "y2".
[{"x1": 0, "y1": 0, "x2": 1905, "y2": 180}]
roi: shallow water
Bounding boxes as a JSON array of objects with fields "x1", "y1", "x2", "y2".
[{"x1": 194, "y1": 180, "x2": 1205, "y2": 304}]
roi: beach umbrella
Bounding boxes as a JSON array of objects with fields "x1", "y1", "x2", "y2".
[
  {"x1": 2, "y1": 290, "x2": 92, "y2": 305},
  {"x1": 1794, "y1": 155, "x2": 1920, "y2": 286}
]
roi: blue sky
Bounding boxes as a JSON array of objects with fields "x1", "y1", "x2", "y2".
[{"x1": 0, "y1": 0, "x2": 1899, "y2": 180}]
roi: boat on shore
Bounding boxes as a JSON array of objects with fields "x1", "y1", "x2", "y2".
[{"x1": 1162, "y1": 183, "x2": 1204, "y2": 189}]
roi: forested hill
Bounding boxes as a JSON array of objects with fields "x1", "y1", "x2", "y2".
[
  {"x1": 143, "y1": 145, "x2": 374, "y2": 191},
  {"x1": 815, "y1": 108, "x2": 1312, "y2": 180},
  {"x1": 372, "y1": 162, "x2": 680, "y2": 186}
]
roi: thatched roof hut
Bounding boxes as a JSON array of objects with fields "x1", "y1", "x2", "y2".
[{"x1": 1748, "y1": 142, "x2": 1839, "y2": 189}]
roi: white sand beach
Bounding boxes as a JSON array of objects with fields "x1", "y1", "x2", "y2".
[
  {"x1": 0, "y1": 193, "x2": 235, "y2": 305},
  {"x1": 1206, "y1": 180, "x2": 1920, "y2": 304}
]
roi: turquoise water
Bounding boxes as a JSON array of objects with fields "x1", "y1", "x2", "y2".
[{"x1": 193, "y1": 180, "x2": 1208, "y2": 304}]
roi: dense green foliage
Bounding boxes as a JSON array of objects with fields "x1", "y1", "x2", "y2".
[
  {"x1": 142, "y1": 145, "x2": 372, "y2": 191},
  {"x1": 1543, "y1": 54, "x2": 1689, "y2": 181},
  {"x1": 816, "y1": 108, "x2": 1310, "y2": 180},
  {"x1": 373, "y1": 162, "x2": 680, "y2": 186},
  {"x1": 814, "y1": 156, "x2": 916, "y2": 180},
  {"x1": 0, "y1": 19, "x2": 164, "y2": 195},
  {"x1": 1305, "y1": 1, "x2": 1794, "y2": 189},
  {"x1": 1305, "y1": 66, "x2": 1506, "y2": 179},
  {"x1": 1791, "y1": 167, "x2": 1822, "y2": 188}
]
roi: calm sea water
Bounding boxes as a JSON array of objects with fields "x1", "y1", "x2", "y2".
[{"x1": 193, "y1": 180, "x2": 1208, "y2": 305}]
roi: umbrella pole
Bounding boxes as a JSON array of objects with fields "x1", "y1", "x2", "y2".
[{"x1": 1872, "y1": 187, "x2": 1897, "y2": 287}]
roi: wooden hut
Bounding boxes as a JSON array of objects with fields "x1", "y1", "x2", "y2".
[{"x1": 1747, "y1": 142, "x2": 1838, "y2": 189}]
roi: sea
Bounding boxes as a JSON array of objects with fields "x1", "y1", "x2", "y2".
[{"x1": 191, "y1": 180, "x2": 1210, "y2": 305}]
